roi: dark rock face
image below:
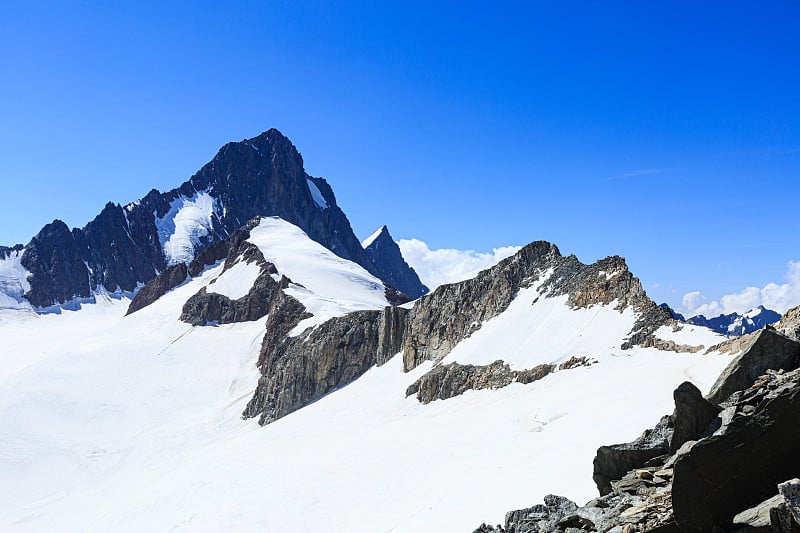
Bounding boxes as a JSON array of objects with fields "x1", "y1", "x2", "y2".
[
  {"x1": 706, "y1": 328, "x2": 800, "y2": 404},
  {"x1": 687, "y1": 305, "x2": 781, "y2": 337},
  {"x1": 179, "y1": 271, "x2": 281, "y2": 326},
  {"x1": 669, "y1": 381, "x2": 721, "y2": 453},
  {"x1": 362, "y1": 225, "x2": 428, "y2": 299},
  {"x1": 405, "y1": 360, "x2": 555, "y2": 403},
  {"x1": 673, "y1": 368, "x2": 800, "y2": 532},
  {"x1": 593, "y1": 415, "x2": 673, "y2": 496},
  {"x1": 179, "y1": 235, "x2": 281, "y2": 325},
  {"x1": 126, "y1": 263, "x2": 188, "y2": 315},
  {"x1": 0, "y1": 244, "x2": 23, "y2": 258},
  {"x1": 9, "y1": 129, "x2": 421, "y2": 309},
  {"x1": 20, "y1": 220, "x2": 94, "y2": 307},
  {"x1": 242, "y1": 295, "x2": 408, "y2": 425},
  {"x1": 660, "y1": 303, "x2": 685, "y2": 321}
]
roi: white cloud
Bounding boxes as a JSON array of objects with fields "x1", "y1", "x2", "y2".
[
  {"x1": 680, "y1": 260, "x2": 800, "y2": 317},
  {"x1": 398, "y1": 238, "x2": 521, "y2": 291}
]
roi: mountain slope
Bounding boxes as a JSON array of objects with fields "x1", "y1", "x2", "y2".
[
  {"x1": 3, "y1": 129, "x2": 416, "y2": 308},
  {"x1": 241, "y1": 238, "x2": 728, "y2": 426}
]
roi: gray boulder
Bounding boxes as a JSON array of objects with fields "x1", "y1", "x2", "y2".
[
  {"x1": 706, "y1": 328, "x2": 800, "y2": 404},
  {"x1": 669, "y1": 381, "x2": 721, "y2": 453},
  {"x1": 592, "y1": 415, "x2": 673, "y2": 496},
  {"x1": 672, "y1": 369, "x2": 800, "y2": 532}
]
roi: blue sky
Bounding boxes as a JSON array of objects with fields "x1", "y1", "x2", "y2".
[{"x1": 1, "y1": 1, "x2": 798, "y2": 314}]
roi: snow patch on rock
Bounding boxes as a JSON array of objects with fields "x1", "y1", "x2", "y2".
[
  {"x1": 306, "y1": 179, "x2": 328, "y2": 209},
  {"x1": 206, "y1": 261, "x2": 263, "y2": 300}
]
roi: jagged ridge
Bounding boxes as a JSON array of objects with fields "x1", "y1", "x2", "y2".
[{"x1": 7, "y1": 129, "x2": 418, "y2": 308}]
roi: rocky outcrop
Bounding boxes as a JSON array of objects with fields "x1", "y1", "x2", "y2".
[
  {"x1": 0, "y1": 244, "x2": 23, "y2": 259},
  {"x1": 180, "y1": 271, "x2": 282, "y2": 325},
  {"x1": 402, "y1": 243, "x2": 670, "y2": 373},
  {"x1": 474, "y1": 495, "x2": 580, "y2": 533},
  {"x1": 706, "y1": 328, "x2": 800, "y2": 404},
  {"x1": 401, "y1": 241, "x2": 559, "y2": 372},
  {"x1": 669, "y1": 381, "x2": 721, "y2": 453},
  {"x1": 126, "y1": 263, "x2": 188, "y2": 315},
  {"x1": 362, "y1": 225, "x2": 428, "y2": 299},
  {"x1": 593, "y1": 415, "x2": 673, "y2": 496},
  {"x1": 776, "y1": 305, "x2": 800, "y2": 342},
  {"x1": 20, "y1": 220, "x2": 96, "y2": 307},
  {"x1": 179, "y1": 234, "x2": 282, "y2": 325},
  {"x1": 405, "y1": 360, "x2": 555, "y2": 403},
  {"x1": 242, "y1": 296, "x2": 408, "y2": 425},
  {"x1": 9, "y1": 129, "x2": 422, "y2": 309},
  {"x1": 672, "y1": 367, "x2": 800, "y2": 532},
  {"x1": 126, "y1": 221, "x2": 247, "y2": 316}
]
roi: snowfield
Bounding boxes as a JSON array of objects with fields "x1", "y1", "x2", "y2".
[
  {"x1": 0, "y1": 225, "x2": 734, "y2": 532},
  {"x1": 248, "y1": 217, "x2": 389, "y2": 334}
]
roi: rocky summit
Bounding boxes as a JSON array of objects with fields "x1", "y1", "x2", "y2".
[
  {"x1": 362, "y1": 225, "x2": 428, "y2": 299},
  {"x1": 3, "y1": 129, "x2": 421, "y2": 309}
]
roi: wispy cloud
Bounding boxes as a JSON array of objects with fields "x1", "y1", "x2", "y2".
[
  {"x1": 605, "y1": 168, "x2": 667, "y2": 181},
  {"x1": 680, "y1": 260, "x2": 800, "y2": 317},
  {"x1": 398, "y1": 239, "x2": 521, "y2": 291}
]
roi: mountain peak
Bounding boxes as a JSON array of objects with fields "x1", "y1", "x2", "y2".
[
  {"x1": 361, "y1": 225, "x2": 390, "y2": 249},
  {"x1": 6, "y1": 130, "x2": 422, "y2": 309},
  {"x1": 362, "y1": 225, "x2": 428, "y2": 299}
]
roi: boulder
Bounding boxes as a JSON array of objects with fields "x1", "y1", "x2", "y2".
[
  {"x1": 592, "y1": 415, "x2": 673, "y2": 496},
  {"x1": 780, "y1": 479, "x2": 800, "y2": 527},
  {"x1": 672, "y1": 370, "x2": 800, "y2": 532},
  {"x1": 706, "y1": 328, "x2": 800, "y2": 404},
  {"x1": 733, "y1": 494, "x2": 785, "y2": 529},
  {"x1": 669, "y1": 381, "x2": 721, "y2": 453}
]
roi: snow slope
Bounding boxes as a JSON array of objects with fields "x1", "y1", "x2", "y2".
[
  {"x1": 248, "y1": 217, "x2": 389, "y2": 332},
  {"x1": 0, "y1": 230, "x2": 734, "y2": 532}
]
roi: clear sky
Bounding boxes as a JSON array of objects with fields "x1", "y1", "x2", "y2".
[{"x1": 1, "y1": 1, "x2": 798, "y2": 315}]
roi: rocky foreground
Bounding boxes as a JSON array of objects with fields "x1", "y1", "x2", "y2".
[{"x1": 473, "y1": 324, "x2": 800, "y2": 532}]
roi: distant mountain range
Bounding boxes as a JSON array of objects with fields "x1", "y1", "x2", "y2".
[{"x1": 660, "y1": 303, "x2": 781, "y2": 337}]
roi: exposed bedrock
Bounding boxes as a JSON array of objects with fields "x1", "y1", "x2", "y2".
[
  {"x1": 402, "y1": 242, "x2": 671, "y2": 373},
  {"x1": 243, "y1": 298, "x2": 408, "y2": 424},
  {"x1": 405, "y1": 360, "x2": 555, "y2": 403}
]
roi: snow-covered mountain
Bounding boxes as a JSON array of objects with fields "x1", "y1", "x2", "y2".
[
  {"x1": 0, "y1": 129, "x2": 426, "y2": 311},
  {"x1": 687, "y1": 305, "x2": 781, "y2": 337}
]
